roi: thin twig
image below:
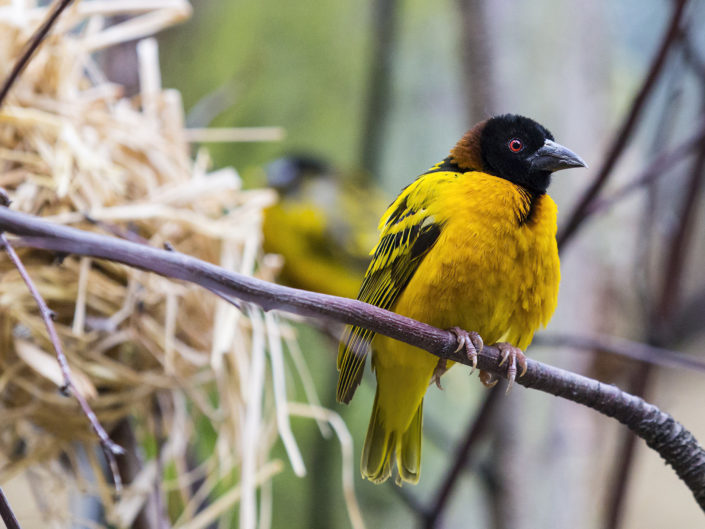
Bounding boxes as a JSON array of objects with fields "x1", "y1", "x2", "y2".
[
  {"x1": 0, "y1": 0, "x2": 77, "y2": 107},
  {"x1": 1, "y1": 207, "x2": 704, "y2": 509},
  {"x1": 0, "y1": 485, "x2": 22, "y2": 529},
  {"x1": 533, "y1": 332, "x2": 705, "y2": 373},
  {"x1": 0, "y1": 233, "x2": 125, "y2": 494},
  {"x1": 557, "y1": 0, "x2": 689, "y2": 249},
  {"x1": 672, "y1": 285, "x2": 705, "y2": 342},
  {"x1": 584, "y1": 117, "x2": 705, "y2": 218}
]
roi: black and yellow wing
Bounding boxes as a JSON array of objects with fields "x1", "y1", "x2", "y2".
[{"x1": 336, "y1": 170, "x2": 454, "y2": 403}]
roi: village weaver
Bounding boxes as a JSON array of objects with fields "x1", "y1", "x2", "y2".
[
  {"x1": 262, "y1": 155, "x2": 387, "y2": 298},
  {"x1": 337, "y1": 114, "x2": 586, "y2": 485}
]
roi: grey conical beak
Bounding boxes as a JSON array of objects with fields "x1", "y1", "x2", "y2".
[{"x1": 529, "y1": 139, "x2": 587, "y2": 172}]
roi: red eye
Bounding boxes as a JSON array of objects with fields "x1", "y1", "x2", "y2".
[{"x1": 508, "y1": 138, "x2": 524, "y2": 152}]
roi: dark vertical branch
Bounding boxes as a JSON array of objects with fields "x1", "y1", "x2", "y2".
[
  {"x1": 456, "y1": 0, "x2": 496, "y2": 123},
  {"x1": 557, "y1": 0, "x2": 689, "y2": 249},
  {"x1": 632, "y1": 50, "x2": 685, "y2": 317},
  {"x1": 423, "y1": 386, "x2": 502, "y2": 528},
  {"x1": 603, "y1": 360, "x2": 652, "y2": 529},
  {"x1": 672, "y1": 286, "x2": 705, "y2": 342},
  {"x1": 359, "y1": 0, "x2": 399, "y2": 179},
  {"x1": 0, "y1": 486, "x2": 22, "y2": 529},
  {"x1": 308, "y1": 362, "x2": 338, "y2": 529},
  {"x1": 486, "y1": 396, "x2": 524, "y2": 529},
  {"x1": 654, "y1": 141, "x2": 705, "y2": 339},
  {"x1": 680, "y1": 30, "x2": 705, "y2": 82}
]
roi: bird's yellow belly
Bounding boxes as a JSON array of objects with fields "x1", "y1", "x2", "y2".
[
  {"x1": 402, "y1": 219, "x2": 557, "y2": 344},
  {"x1": 372, "y1": 199, "x2": 559, "y2": 431}
]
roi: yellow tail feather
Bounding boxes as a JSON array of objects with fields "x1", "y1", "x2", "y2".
[
  {"x1": 398, "y1": 401, "x2": 422, "y2": 485},
  {"x1": 361, "y1": 389, "x2": 423, "y2": 485}
]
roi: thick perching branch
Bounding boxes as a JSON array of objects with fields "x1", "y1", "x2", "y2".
[{"x1": 1, "y1": 206, "x2": 704, "y2": 510}]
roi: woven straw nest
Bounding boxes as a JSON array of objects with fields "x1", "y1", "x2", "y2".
[{"x1": 0, "y1": 2, "x2": 341, "y2": 527}]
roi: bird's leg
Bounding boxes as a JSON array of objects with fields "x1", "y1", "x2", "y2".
[
  {"x1": 431, "y1": 358, "x2": 447, "y2": 389},
  {"x1": 448, "y1": 326, "x2": 483, "y2": 374},
  {"x1": 496, "y1": 342, "x2": 528, "y2": 393}
]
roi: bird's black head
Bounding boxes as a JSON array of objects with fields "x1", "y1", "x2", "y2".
[
  {"x1": 451, "y1": 114, "x2": 586, "y2": 195},
  {"x1": 266, "y1": 155, "x2": 331, "y2": 195}
]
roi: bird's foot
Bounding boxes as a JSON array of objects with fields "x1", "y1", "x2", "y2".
[
  {"x1": 449, "y1": 327, "x2": 483, "y2": 375},
  {"x1": 496, "y1": 342, "x2": 527, "y2": 393},
  {"x1": 431, "y1": 358, "x2": 447, "y2": 390}
]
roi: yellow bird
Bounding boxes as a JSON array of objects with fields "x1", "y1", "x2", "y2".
[
  {"x1": 337, "y1": 114, "x2": 586, "y2": 485},
  {"x1": 262, "y1": 155, "x2": 387, "y2": 298}
]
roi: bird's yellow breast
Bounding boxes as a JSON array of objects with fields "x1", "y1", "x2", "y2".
[
  {"x1": 399, "y1": 171, "x2": 558, "y2": 345},
  {"x1": 373, "y1": 171, "x2": 559, "y2": 395}
]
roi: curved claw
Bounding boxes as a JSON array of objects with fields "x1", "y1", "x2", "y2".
[
  {"x1": 431, "y1": 358, "x2": 447, "y2": 390},
  {"x1": 449, "y1": 327, "x2": 483, "y2": 376},
  {"x1": 495, "y1": 342, "x2": 527, "y2": 394},
  {"x1": 498, "y1": 347, "x2": 510, "y2": 367},
  {"x1": 519, "y1": 356, "x2": 528, "y2": 378}
]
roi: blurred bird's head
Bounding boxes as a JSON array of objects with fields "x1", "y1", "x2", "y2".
[
  {"x1": 265, "y1": 155, "x2": 331, "y2": 196},
  {"x1": 450, "y1": 114, "x2": 586, "y2": 195}
]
